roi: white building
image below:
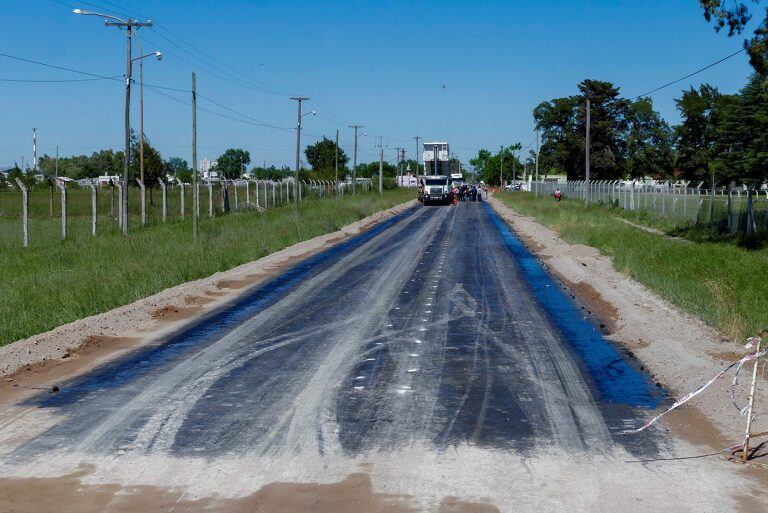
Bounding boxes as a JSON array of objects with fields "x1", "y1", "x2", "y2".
[{"x1": 200, "y1": 157, "x2": 219, "y2": 180}]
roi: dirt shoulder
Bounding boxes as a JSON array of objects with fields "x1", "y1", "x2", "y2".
[
  {"x1": 0, "y1": 200, "x2": 418, "y2": 390},
  {"x1": 487, "y1": 195, "x2": 766, "y2": 454}
]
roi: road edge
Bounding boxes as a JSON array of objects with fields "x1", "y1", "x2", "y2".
[
  {"x1": 0, "y1": 199, "x2": 418, "y2": 380},
  {"x1": 487, "y1": 193, "x2": 760, "y2": 450}
]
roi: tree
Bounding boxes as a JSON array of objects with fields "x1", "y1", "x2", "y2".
[
  {"x1": 468, "y1": 145, "x2": 523, "y2": 186},
  {"x1": 577, "y1": 79, "x2": 630, "y2": 179},
  {"x1": 354, "y1": 161, "x2": 398, "y2": 179},
  {"x1": 711, "y1": 74, "x2": 768, "y2": 185},
  {"x1": 251, "y1": 165, "x2": 291, "y2": 181},
  {"x1": 164, "y1": 157, "x2": 189, "y2": 178},
  {"x1": 7, "y1": 164, "x2": 34, "y2": 188},
  {"x1": 533, "y1": 79, "x2": 674, "y2": 180},
  {"x1": 700, "y1": 1, "x2": 768, "y2": 75},
  {"x1": 625, "y1": 98, "x2": 675, "y2": 179},
  {"x1": 304, "y1": 137, "x2": 349, "y2": 178},
  {"x1": 216, "y1": 148, "x2": 250, "y2": 179},
  {"x1": 674, "y1": 84, "x2": 736, "y2": 184}
]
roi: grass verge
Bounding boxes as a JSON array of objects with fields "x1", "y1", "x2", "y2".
[
  {"x1": 496, "y1": 191, "x2": 768, "y2": 342},
  {"x1": 0, "y1": 189, "x2": 414, "y2": 346}
]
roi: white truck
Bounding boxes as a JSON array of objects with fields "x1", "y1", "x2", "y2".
[{"x1": 421, "y1": 175, "x2": 451, "y2": 205}]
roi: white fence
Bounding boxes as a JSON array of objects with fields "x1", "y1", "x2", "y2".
[{"x1": 530, "y1": 180, "x2": 768, "y2": 235}]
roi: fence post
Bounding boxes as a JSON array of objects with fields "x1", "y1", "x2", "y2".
[
  {"x1": 195, "y1": 182, "x2": 201, "y2": 219},
  {"x1": 89, "y1": 183, "x2": 97, "y2": 236},
  {"x1": 742, "y1": 337, "x2": 762, "y2": 462},
  {"x1": 15, "y1": 178, "x2": 29, "y2": 248},
  {"x1": 117, "y1": 182, "x2": 124, "y2": 228},
  {"x1": 207, "y1": 180, "x2": 213, "y2": 217},
  {"x1": 233, "y1": 180, "x2": 239, "y2": 209},
  {"x1": 158, "y1": 178, "x2": 167, "y2": 223},
  {"x1": 727, "y1": 189, "x2": 734, "y2": 233},
  {"x1": 747, "y1": 188, "x2": 756, "y2": 236},
  {"x1": 58, "y1": 181, "x2": 67, "y2": 240},
  {"x1": 179, "y1": 180, "x2": 186, "y2": 219},
  {"x1": 246, "y1": 180, "x2": 250, "y2": 205},
  {"x1": 137, "y1": 179, "x2": 147, "y2": 226},
  {"x1": 109, "y1": 181, "x2": 115, "y2": 218}
]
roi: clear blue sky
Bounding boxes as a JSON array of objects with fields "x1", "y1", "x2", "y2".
[{"x1": 0, "y1": 0, "x2": 754, "y2": 169}]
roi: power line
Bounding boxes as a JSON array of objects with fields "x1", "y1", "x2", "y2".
[
  {"x1": 632, "y1": 48, "x2": 745, "y2": 99},
  {"x1": 89, "y1": 0, "x2": 293, "y2": 95},
  {"x1": 0, "y1": 52, "x2": 120, "y2": 80},
  {"x1": 0, "y1": 76, "x2": 120, "y2": 83}
]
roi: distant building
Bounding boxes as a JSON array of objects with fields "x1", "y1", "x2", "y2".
[{"x1": 200, "y1": 157, "x2": 219, "y2": 180}]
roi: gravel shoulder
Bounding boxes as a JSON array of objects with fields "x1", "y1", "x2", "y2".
[
  {"x1": 0, "y1": 200, "x2": 418, "y2": 388},
  {"x1": 488, "y1": 194, "x2": 767, "y2": 453}
]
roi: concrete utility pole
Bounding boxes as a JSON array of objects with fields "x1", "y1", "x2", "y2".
[
  {"x1": 349, "y1": 125, "x2": 363, "y2": 194},
  {"x1": 138, "y1": 37, "x2": 144, "y2": 184},
  {"x1": 585, "y1": 99, "x2": 591, "y2": 206},
  {"x1": 535, "y1": 128, "x2": 540, "y2": 182},
  {"x1": 377, "y1": 136, "x2": 385, "y2": 195},
  {"x1": 414, "y1": 136, "x2": 422, "y2": 178},
  {"x1": 32, "y1": 128, "x2": 37, "y2": 174},
  {"x1": 334, "y1": 129, "x2": 339, "y2": 185},
  {"x1": 499, "y1": 145, "x2": 504, "y2": 189},
  {"x1": 74, "y1": 9, "x2": 153, "y2": 236},
  {"x1": 291, "y1": 96, "x2": 309, "y2": 205},
  {"x1": 192, "y1": 72, "x2": 199, "y2": 241}
]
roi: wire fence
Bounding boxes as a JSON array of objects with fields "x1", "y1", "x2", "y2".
[
  {"x1": 0, "y1": 177, "x2": 373, "y2": 250},
  {"x1": 531, "y1": 180, "x2": 768, "y2": 236}
]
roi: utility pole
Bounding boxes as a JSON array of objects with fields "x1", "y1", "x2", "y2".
[
  {"x1": 55, "y1": 145, "x2": 58, "y2": 178},
  {"x1": 117, "y1": 19, "x2": 151, "y2": 235},
  {"x1": 535, "y1": 128, "x2": 540, "y2": 182},
  {"x1": 499, "y1": 145, "x2": 504, "y2": 189},
  {"x1": 349, "y1": 125, "x2": 363, "y2": 194},
  {"x1": 72, "y1": 10, "x2": 153, "y2": 235},
  {"x1": 138, "y1": 37, "x2": 145, "y2": 184},
  {"x1": 377, "y1": 136, "x2": 385, "y2": 195},
  {"x1": 585, "y1": 99, "x2": 591, "y2": 206},
  {"x1": 192, "y1": 72, "x2": 199, "y2": 241},
  {"x1": 334, "y1": 128, "x2": 339, "y2": 184},
  {"x1": 292, "y1": 96, "x2": 310, "y2": 205},
  {"x1": 32, "y1": 128, "x2": 37, "y2": 174},
  {"x1": 414, "y1": 136, "x2": 422, "y2": 179}
]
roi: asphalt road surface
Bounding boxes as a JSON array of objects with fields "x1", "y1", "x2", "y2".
[{"x1": 0, "y1": 202, "x2": 752, "y2": 512}]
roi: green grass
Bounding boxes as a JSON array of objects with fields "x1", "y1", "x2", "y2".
[
  {"x1": 0, "y1": 188, "x2": 414, "y2": 346},
  {"x1": 496, "y1": 191, "x2": 768, "y2": 342}
]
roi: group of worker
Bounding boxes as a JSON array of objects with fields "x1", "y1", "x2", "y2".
[{"x1": 450, "y1": 183, "x2": 484, "y2": 205}]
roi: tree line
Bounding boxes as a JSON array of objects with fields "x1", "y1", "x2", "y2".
[
  {"x1": 469, "y1": 73, "x2": 768, "y2": 188},
  {"x1": 1, "y1": 133, "x2": 413, "y2": 190}
]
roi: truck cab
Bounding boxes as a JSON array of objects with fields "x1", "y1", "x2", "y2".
[{"x1": 422, "y1": 175, "x2": 451, "y2": 205}]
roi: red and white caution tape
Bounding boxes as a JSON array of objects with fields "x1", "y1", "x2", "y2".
[{"x1": 623, "y1": 337, "x2": 766, "y2": 434}]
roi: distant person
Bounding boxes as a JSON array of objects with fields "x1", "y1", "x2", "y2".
[
  {"x1": 471, "y1": 184, "x2": 478, "y2": 202},
  {"x1": 553, "y1": 187, "x2": 562, "y2": 202},
  {"x1": 451, "y1": 186, "x2": 459, "y2": 205}
]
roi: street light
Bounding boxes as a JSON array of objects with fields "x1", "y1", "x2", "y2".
[
  {"x1": 73, "y1": 7, "x2": 152, "y2": 235},
  {"x1": 134, "y1": 40, "x2": 162, "y2": 187},
  {"x1": 291, "y1": 96, "x2": 313, "y2": 205}
]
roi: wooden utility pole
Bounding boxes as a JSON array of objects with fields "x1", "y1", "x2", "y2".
[
  {"x1": 335, "y1": 129, "x2": 339, "y2": 185},
  {"x1": 414, "y1": 136, "x2": 422, "y2": 180},
  {"x1": 377, "y1": 136, "x2": 384, "y2": 195},
  {"x1": 15, "y1": 178, "x2": 28, "y2": 248},
  {"x1": 585, "y1": 99, "x2": 591, "y2": 206},
  {"x1": 349, "y1": 125, "x2": 363, "y2": 194},
  {"x1": 292, "y1": 96, "x2": 310, "y2": 205},
  {"x1": 192, "y1": 72, "x2": 199, "y2": 240},
  {"x1": 500, "y1": 145, "x2": 504, "y2": 190}
]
